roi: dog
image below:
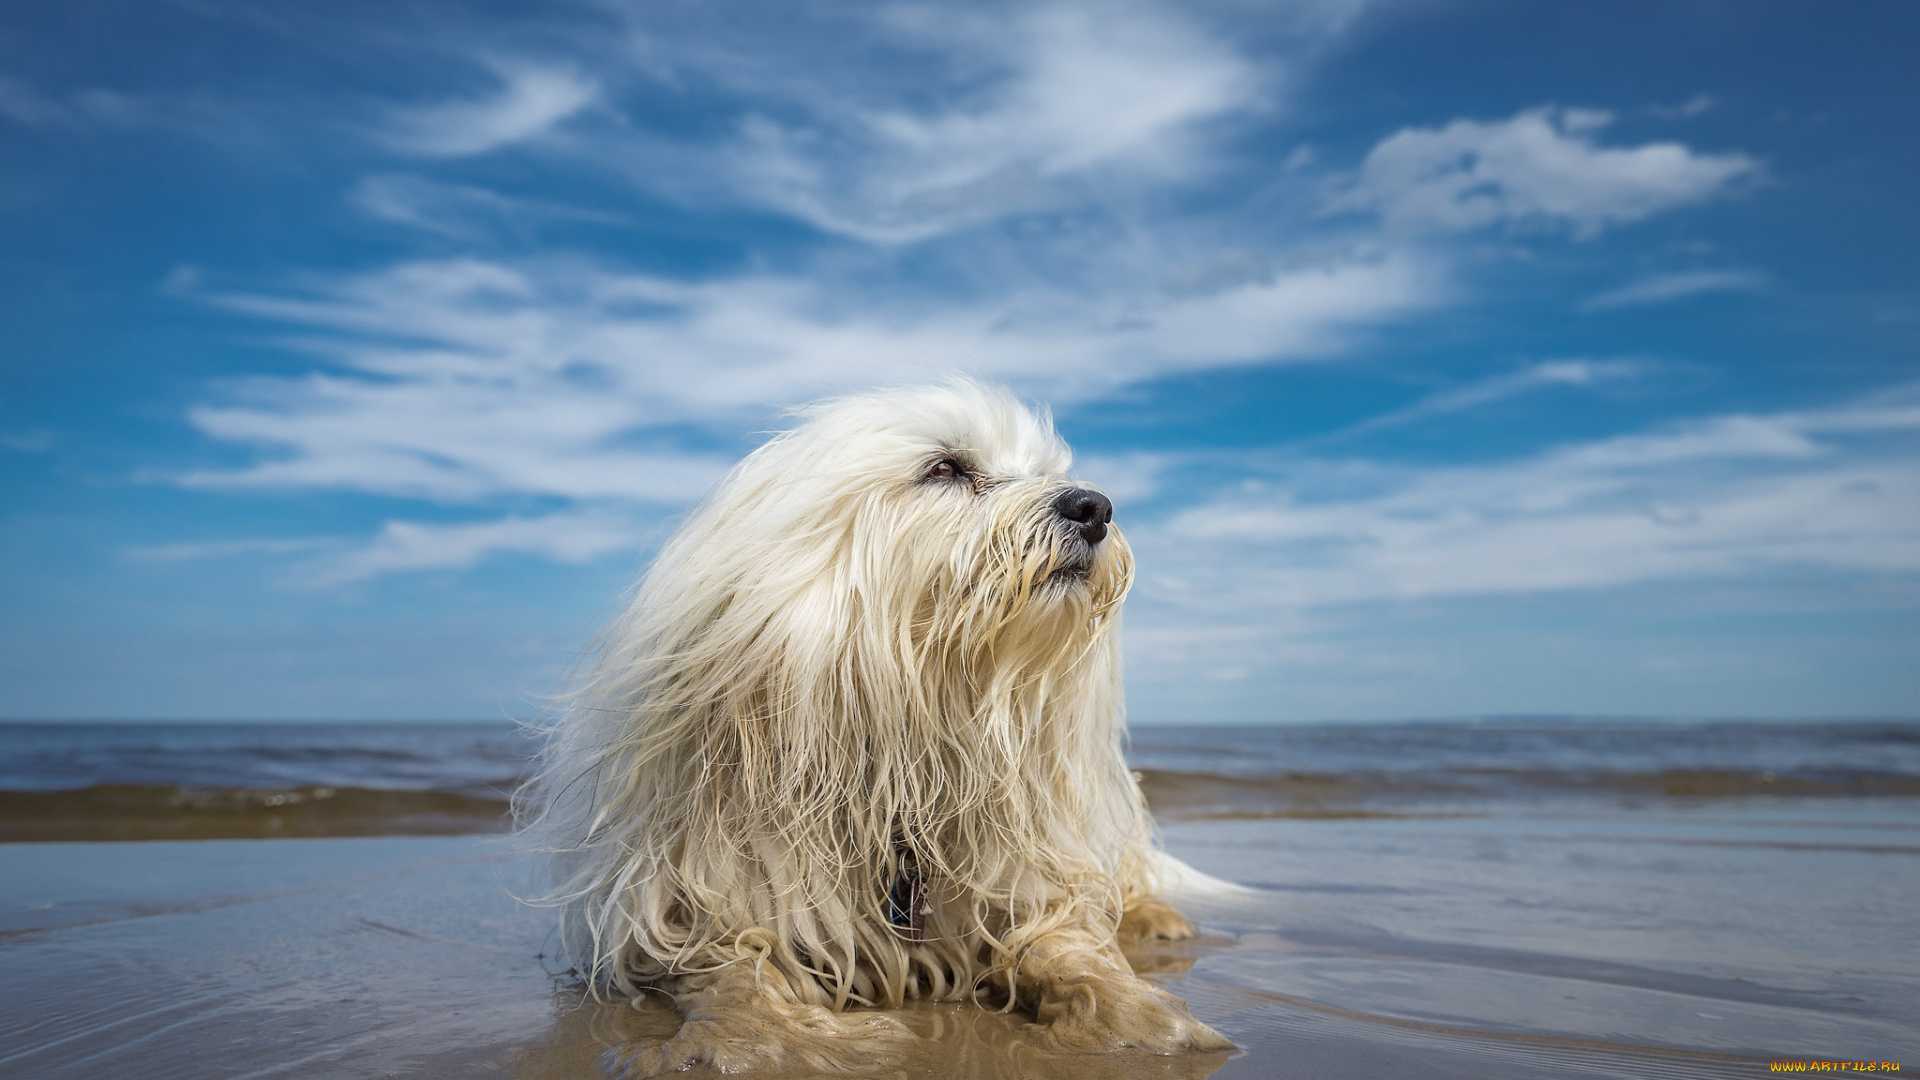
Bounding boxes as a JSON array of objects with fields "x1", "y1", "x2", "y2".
[{"x1": 517, "y1": 381, "x2": 1232, "y2": 1074}]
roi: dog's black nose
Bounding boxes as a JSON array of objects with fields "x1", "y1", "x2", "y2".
[{"x1": 1052, "y1": 487, "x2": 1113, "y2": 545}]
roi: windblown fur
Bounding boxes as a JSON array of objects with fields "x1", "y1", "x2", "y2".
[{"x1": 517, "y1": 381, "x2": 1226, "y2": 1068}]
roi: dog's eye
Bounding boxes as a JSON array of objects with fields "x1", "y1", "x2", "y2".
[{"x1": 927, "y1": 459, "x2": 963, "y2": 481}]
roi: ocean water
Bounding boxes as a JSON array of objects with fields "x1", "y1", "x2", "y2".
[
  {"x1": 3, "y1": 718, "x2": 1915, "y2": 840},
  {"x1": 9, "y1": 717, "x2": 1919, "y2": 795},
  {"x1": 2, "y1": 719, "x2": 1916, "y2": 1077},
  {"x1": 0, "y1": 720, "x2": 531, "y2": 794},
  {"x1": 0, "y1": 721, "x2": 532, "y2": 841},
  {"x1": 1127, "y1": 719, "x2": 1920, "y2": 784}
]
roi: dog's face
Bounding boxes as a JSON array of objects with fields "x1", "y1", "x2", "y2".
[
  {"x1": 701, "y1": 382, "x2": 1133, "y2": 668},
  {"x1": 885, "y1": 404, "x2": 1132, "y2": 643}
]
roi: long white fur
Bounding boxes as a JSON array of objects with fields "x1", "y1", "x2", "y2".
[{"x1": 516, "y1": 381, "x2": 1167, "y2": 1016}]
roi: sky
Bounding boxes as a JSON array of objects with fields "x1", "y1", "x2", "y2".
[{"x1": 2, "y1": 0, "x2": 1916, "y2": 722}]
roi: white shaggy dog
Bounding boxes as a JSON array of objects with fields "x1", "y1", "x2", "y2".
[{"x1": 518, "y1": 382, "x2": 1231, "y2": 1074}]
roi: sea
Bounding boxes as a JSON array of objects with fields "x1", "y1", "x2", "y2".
[
  {"x1": 2, "y1": 718, "x2": 1916, "y2": 1078},
  {"x1": 3, "y1": 718, "x2": 1917, "y2": 839}
]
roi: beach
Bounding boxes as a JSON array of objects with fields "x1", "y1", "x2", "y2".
[{"x1": 3, "y1": 721, "x2": 1916, "y2": 1078}]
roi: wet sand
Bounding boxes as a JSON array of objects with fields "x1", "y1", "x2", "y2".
[{"x1": 4, "y1": 799, "x2": 1914, "y2": 1079}]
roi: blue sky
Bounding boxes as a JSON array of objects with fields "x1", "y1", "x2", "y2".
[{"x1": 2, "y1": 0, "x2": 1916, "y2": 722}]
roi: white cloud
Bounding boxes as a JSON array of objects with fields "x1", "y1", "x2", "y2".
[
  {"x1": 1074, "y1": 452, "x2": 1170, "y2": 505},
  {"x1": 348, "y1": 174, "x2": 627, "y2": 239},
  {"x1": 306, "y1": 511, "x2": 644, "y2": 584},
  {"x1": 148, "y1": 4, "x2": 1789, "y2": 595},
  {"x1": 1651, "y1": 94, "x2": 1717, "y2": 119},
  {"x1": 379, "y1": 60, "x2": 597, "y2": 157},
  {"x1": 177, "y1": 252, "x2": 1432, "y2": 508},
  {"x1": 689, "y1": 3, "x2": 1264, "y2": 242},
  {"x1": 1107, "y1": 390, "x2": 1920, "y2": 709},
  {"x1": 1331, "y1": 106, "x2": 1759, "y2": 237},
  {"x1": 124, "y1": 511, "x2": 646, "y2": 585},
  {"x1": 1137, "y1": 390, "x2": 1920, "y2": 616},
  {"x1": 1581, "y1": 269, "x2": 1767, "y2": 311},
  {"x1": 1328, "y1": 359, "x2": 1643, "y2": 440},
  {"x1": 1159, "y1": 250, "x2": 1274, "y2": 297},
  {"x1": 979, "y1": 7, "x2": 1250, "y2": 173},
  {"x1": 351, "y1": 174, "x2": 491, "y2": 238},
  {"x1": 0, "y1": 76, "x2": 261, "y2": 144}
]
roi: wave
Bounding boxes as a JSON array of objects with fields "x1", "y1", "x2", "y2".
[{"x1": 0, "y1": 784, "x2": 512, "y2": 842}]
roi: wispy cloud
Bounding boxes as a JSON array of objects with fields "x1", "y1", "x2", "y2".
[
  {"x1": 306, "y1": 511, "x2": 644, "y2": 584},
  {"x1": 1074, "y1": 451, "x2": 1171, "y2": 505},
  {"x1": 348, "y1": 174, "x2": 626, "y2": 240},
  {"x1": 699, "y1": 3, "x2": 1264, "y2": 242},
  {"x1": 1331, "y1": 106, "x2": 1760, "y2": 237},
  {"x1": 1581, "y1": 269, "x2": 1767, "y2": 311},
  {"x1": 1107, "y1": 388, "x2": 1920, "y2": 703},
  {"x1": 127, "y1": 512, "x2": 646, "y2": 585},
  {"x1": 1651, "y1": 93, "x2": 1717, "y2": 119},
  {"x1": 176, "y1": 251, "x2": 1432, "y2": 508},
  {"x1": 1137, "y1": 388, "x2": 1920, "y2": 616},
  {"x1": 378, "y1": 60, "x2": 597, "y2": 157},
  {"x1": 0, "y1": 74, "x2": 263, "y2": 145},
  {"x1": 144, "y1": 2, "x2": 1786, "y2": 593},
  {"x1": 1327, "y1": 359, "x2": 1644, "y2": 440}
]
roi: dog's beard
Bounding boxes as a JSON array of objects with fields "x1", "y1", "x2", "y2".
[
  {"x1": 914, "y1": 485, "x2": 1121, "y2": 602},
  {"x1": 1034, "y1": 512, "x2": 1127, "y2": 597},
  {"x1": 1039, "y1": 552, "x2": 1095, "y2": 600},
  {"x1": 948, "y1": 509, "x2": 1125, "y2": 626},
  {"x1": 1046, "y1": 562, "x2": 1089, "y2": 585},
  {"x1": 1044, "y1": 533, "x2": 1096, "y2": 584}
]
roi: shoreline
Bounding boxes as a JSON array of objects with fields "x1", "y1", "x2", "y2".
[{"x1": 7, "y1": 767, "x2": 1920, "y2": 843}]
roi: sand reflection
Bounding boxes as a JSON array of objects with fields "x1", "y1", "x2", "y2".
[{"x1": 508, "y1": 987, "x2": 1233, "y2": 1080}]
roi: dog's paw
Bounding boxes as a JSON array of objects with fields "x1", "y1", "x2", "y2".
[
  {"x1": 1117, "y1": 899, "x2": 1196, "y2": 944},
  {"x1": 1033, "y1": 972, "x2": 1234, "y2": 1055},
  {"x1": 611, "y1": 1016, "x2": 768, "y2": 1076},
  {"x1": 612, "y1": 1004, "x2": 912, "y2": 1076}
]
